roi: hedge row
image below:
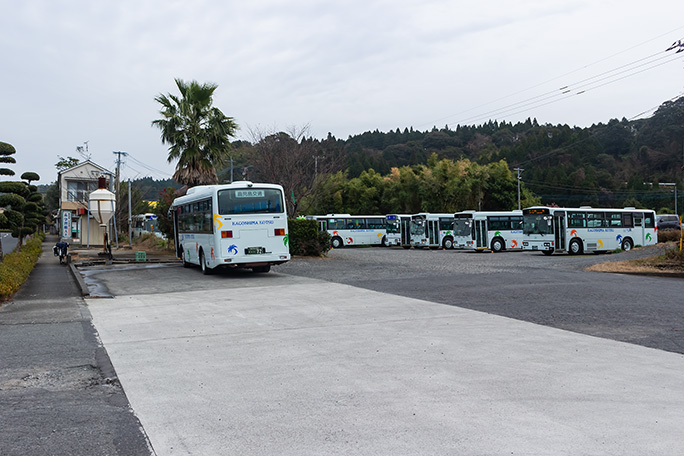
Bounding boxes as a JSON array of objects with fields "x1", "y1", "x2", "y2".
[
  {"x1": 288, "y1": 219, "x2": 330, "y2": 257},
  {"x1": 0, "y1": 233, "x2": 44, "y2": 302}
]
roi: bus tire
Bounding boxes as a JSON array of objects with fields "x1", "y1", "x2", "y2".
[
  {"x1": 569, "y1": 238, "x2": 583, "y2": 255},
  {"x1": 181, "y1": 247, "x2": 192, "y2": 268},
  {"x1": 331, "y1": 236, "x2": 343, "y2": 249},
  {"x1": 442, "y1": 237, "x2": 454, "y2": 249},
  {"x1": 490, "y1": 237, "x2": 504, "y2": 252},
  {"x1": 200, "y1": 250, "x2": 212, "y2": 275},
  {"x1": 621, "y1": 238, "x2": 633, "y2": 252},
  {"x1": 381, "y1": 236, "x2": 389, "y2": 247},
  {"x1": 542, "y1": 249, "x2": 554, "y2": 256}
]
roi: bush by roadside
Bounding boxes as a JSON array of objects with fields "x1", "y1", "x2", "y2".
[
  {"x1": 288, "y1": 219, "x2": 330, "y2": 257},
  {"x1": 658, "y1": 228, "x2": 682, "y2": 243},
  {"x1": 0, "y1": 233, "x2": 45, "y2": 303},
  {"x1": 131, "y1": 233, "x2": 174, "y2": 252}
]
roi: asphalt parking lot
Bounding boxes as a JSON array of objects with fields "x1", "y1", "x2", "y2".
[
  {"x1": 81, "y1": 244, "x2": 684, "y2": 455},
  {"x1": 278, "y1": 245, "x2": 684, "y2": 354}
]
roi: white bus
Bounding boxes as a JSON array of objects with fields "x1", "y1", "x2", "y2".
[
  {"x1": 385, "y1": 214, "x2": 412, "y2": 248},
  {"x1": 453, "y1": 210, "x2": 523, "y2": 252},
  {"x1": 410, "y1": 213, "x2": 456, "y2": 249},
  {"x1": 131, "y1": 213, "x2": 165, "y2": 239},
  {"x1": 307, "y1": 214, "x2": 387, "y2": 248},
  {"x1": 521, "y1": 206, "x2": 657, "y2": 255},
  {"x1": 170, "y1": 181, "x2": 290, "y2": 274}
]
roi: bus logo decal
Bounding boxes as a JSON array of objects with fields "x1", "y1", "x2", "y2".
[
  {"x1": 646, "y1": 233, "x2": 653, "y2": 242},
  {"x1": 494, "y1": 231, "x2": 502, "y2": 237},
  {"x1": 284, "y1": 234, "x2": 289, "y2": 246},
  {"x1": 213, "y1": 213, "x2": 223, "y2": 230},
  {"x1": 511, "y1": 240, "x2": 518, "y2": 248},
  {"x1": 570, "y1": 229, "x2": 578, "y2": 237},
  {"x1": 616, "y1": 234, "x2": 623, "y2": 243},
  {"x1": 597, "y1": 239, "x2": 604, "y2": 249},
  {"x1": 228, "y1": 244, "x2": 238, "y2": 255}
]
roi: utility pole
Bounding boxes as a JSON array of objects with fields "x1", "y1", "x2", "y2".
[
  {"x1": 128, "y1": 177, "x2": 132, "y2": 247},
  {"x1": 112, "y1": 151, "x2": 128, "y2": 248},
  {"x1": 514, "y1": 167, "x2": 524, "y2": 210}
]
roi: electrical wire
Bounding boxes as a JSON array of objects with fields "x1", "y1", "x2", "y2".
[{"x1": 420, "y1": 25, "x2": 684, "y2": 129}]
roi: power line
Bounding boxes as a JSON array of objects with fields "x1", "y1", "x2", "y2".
[
  {"x1": 448, "y1": 48, "x2": 683, "y2": 127},
  {"x1": 420, "y1": 26, "x2": 684, "y2": 129}
]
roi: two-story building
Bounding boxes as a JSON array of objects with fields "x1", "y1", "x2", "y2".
[{"x1": 58, "y1": 160, "x2": 114, "y2": 246}]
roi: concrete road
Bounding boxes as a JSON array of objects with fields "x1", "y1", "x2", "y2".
[
  {"x1": 84, "y1": 256, "x2": 684, "y2": 455},
  {"x1": 0, "y1": 235, "x2": 152, "y2": 456}
]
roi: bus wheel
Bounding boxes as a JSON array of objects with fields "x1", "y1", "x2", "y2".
[
  {"x1": 621, "y1": 238, "x2": 633, "y2": 252},
  {"x1": 569, "y1": 239, "x2": 583, "y2": 255},
  {"x1": 442, "y1": 237, "x2": 454, "y2": 249},
  {"x1": 490, "y1": 238, "x2": 504, "y2": 252},
  {"x1": 381, "y1": 236, "x2": 389, "y2": 247},
  {"x1": 542, "y1": 249, "x2": 554, "y2": 256},
  {"x1": 181, "y1": 248, "x2": 191, "y2": 268},
  {"x1": 331, "y1": 237, "x2": 343, "y2": 249},
  {"x1": 200, "y1": 251, "x2": 212, "y2": 275},
  {"x1": 253, "y1": 265, "x2": 271, "y2": 273}
]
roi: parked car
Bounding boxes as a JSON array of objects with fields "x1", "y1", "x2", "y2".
[{"x1": 656, "y1": 214, "x2": 681, "y2": 230}]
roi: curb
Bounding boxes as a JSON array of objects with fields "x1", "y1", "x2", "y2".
[{"x1": 69, "y1": 263, "x2": 91, "y2": 296}]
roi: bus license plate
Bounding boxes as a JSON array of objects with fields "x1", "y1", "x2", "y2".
[{"x1": 246, "y1": 247, "x2": 265, "y2": 255}]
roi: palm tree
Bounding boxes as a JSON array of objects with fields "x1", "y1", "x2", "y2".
[{"x1": 152, "y1": 79, "x2": 237, "y2": 187}]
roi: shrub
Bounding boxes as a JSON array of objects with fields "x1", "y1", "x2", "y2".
[
  {"x1": 0, "y1": 233, "x2": 44, "y2": 302},
  {"x1": 663, "y1": 245, "x2": 684, "y2": 266},
  {"x1": 658, "y1": 229, "x2": 683, "y2": 243},
  {"x1": 288, "y1": 219, "x2": 330, "y2": 257}
]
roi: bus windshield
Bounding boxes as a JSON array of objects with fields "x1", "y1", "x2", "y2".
[
  {"x1": 410, "y1": 218, "x2": 425, "y2": 236},
  {"x1": 453, "y1": 219, "x2": 472, "y2": 236},
  {"x1": 386, "y1": 219, "x2": 400, "y2": 234},
  {"x1": 218, "y1": 188, "x2": 284, "y2": 215},
  {"x1": 523, "y1": 213, "x2": 554, "y2": 235}
]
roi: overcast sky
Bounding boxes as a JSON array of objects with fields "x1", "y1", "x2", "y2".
[{"x1": 2, "y1": 0, "x2": 684, "y2": 185}]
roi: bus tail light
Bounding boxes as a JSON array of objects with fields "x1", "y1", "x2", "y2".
[
  {"x1": 274, "y1": 228, "x2": 285, "y2": 236},
  {"x1": 221, "y1": 230, "x2": 233, "y2": 238}
]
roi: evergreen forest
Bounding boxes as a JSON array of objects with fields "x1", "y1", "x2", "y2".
[{"x1": 94, "y1": 96, "x2": 684, "y2": 218}]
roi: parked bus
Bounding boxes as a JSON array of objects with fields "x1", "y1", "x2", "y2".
[
  {"x1": 521, "y1": 206, "x2": 657, "y2": 255},
  {"x1": 169, "y1": 181, "x2": 290, "y2": 274},
  {"x1": 453, "y1": 210, "x2": 523, "y2": 252},
  {"x1": 306, "y1": 214, "x2": 387, "y2": 248},
  {"x1": 410, "y1": 213, "x2": 456, "y2": 249},
  {"x1": 385, "y1": 214, "x2": 412, "y2": 248},
  {"x1": 131, "y1": 213, "x2": 165, "y2": 239}
]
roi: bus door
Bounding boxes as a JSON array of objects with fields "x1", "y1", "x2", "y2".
[
  {"x1": 475, "y1": 219, "x2": 488, "y2": 249},
  {"x1": 400, "y1": 216, "x2": 411, "y2": 246},
  {"x1": 318, "y1": 219, "x2": 328, "y2": 233},
  {"x1": 427, "y1": 219, "x2": 439, "y2": 245},
  {"x1": 553, "y1": 211, "x2": 566, "y2": 251},
  {"x1": 172, "y1": 208, "x2": 182, "y2": 258},
  {"x1": 633, "y1": 212, "x2": 644, "y2": 244}
]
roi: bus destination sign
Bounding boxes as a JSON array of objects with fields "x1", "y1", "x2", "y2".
[{"x1": 235, "y1": 189, "x2": 265, "y2": 198}]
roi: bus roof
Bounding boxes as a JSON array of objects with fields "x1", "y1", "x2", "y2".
[{"x1": 170, "y1": 181, "x2": 284, "y2": 208}]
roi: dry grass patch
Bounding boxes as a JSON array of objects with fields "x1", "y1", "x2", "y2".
[{"x1": 587, "y1": 243, "x2": 684, "y2": 276}]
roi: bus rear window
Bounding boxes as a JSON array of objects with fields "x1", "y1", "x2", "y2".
[{"x1": 218, "y1": 188, "x2": 284, "y2": 215}]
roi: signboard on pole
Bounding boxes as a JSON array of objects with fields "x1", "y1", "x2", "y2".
[{"x1": 62, "y1": 210, "x2": 71, "y2": 240}]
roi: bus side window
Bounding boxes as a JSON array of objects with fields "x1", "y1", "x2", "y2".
[{"x1": 644, "y1": 213, "x2": 655, "y2": 229}]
